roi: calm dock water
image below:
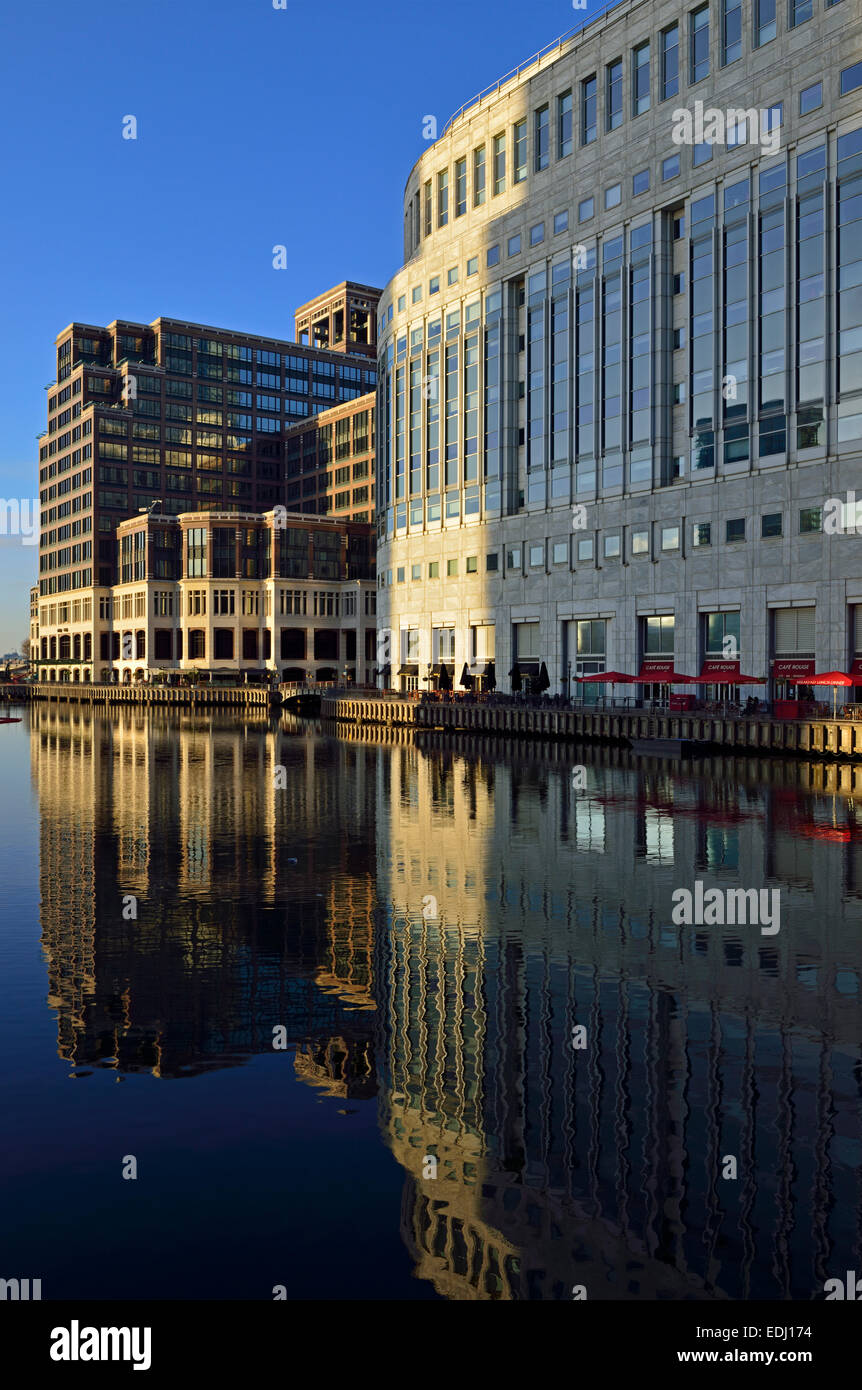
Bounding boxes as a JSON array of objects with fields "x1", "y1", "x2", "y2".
[{"x1": 1, "y1": 701, "x2": 860, "y2": 1300}]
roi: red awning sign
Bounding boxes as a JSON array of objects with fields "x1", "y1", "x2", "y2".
[
  {"x1": 636, "y1": 661, "x2": 685, "y2": 682},
  {"x1": 700, "y1": 659, "x2": 740, "y2": 678},
  {"x1": 851, "y1": 658, "x2": 862, "y2": 678},
  {"x1": 771, "y1": 659, "x2": 815, "y2": 679}
]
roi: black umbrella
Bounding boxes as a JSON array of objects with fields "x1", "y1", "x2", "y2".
[
  {"x1": 438, "y1": 664, "x2": 452, "y2": 691},
  {"x1": 484, "y1": 661, "x2": 497, "y2": 692},
  {"x1": 536, "y1": 661, "x2": 551, "y2": 694},
  {"x1": 509, "y1": 662, "x2": 522, "y2": 692},
  {"x1": 459, "y1": 663, "x2": 474, "y2": 690}
]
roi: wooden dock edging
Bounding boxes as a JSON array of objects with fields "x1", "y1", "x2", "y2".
[
  {"x1": 319, "y1": 696, "x2": 862, "y2": 759},
  {"x1": 0, "y1": 682, "x2": 276, "y2": 709}
]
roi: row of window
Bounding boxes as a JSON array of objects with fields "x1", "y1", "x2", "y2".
[
  {"x1": 378, "y1": 508, "x2": 831, "y2": 585},
  {"x1": 406, "y1": 0, "x2": 850, "y2": 256}
]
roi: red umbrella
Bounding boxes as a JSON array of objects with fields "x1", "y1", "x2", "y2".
[
  {"x1": 806, "y1": 670, "x2": 853, "y2": 719},
  {"x1": 576, "y1": 671, "x2": 636, "y2": 683}
]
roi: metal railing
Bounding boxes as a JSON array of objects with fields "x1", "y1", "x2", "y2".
[{"x1": 441, "y1": 0, "x2": 622, "y2": 137}]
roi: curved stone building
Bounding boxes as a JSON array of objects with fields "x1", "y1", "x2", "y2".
[{"x1": 376, "y1": 0, "x2": 862, "y2": 702}]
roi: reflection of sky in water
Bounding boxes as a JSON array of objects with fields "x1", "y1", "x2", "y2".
[{"x1": 1, "y1": 704, "x2": 860, "y2": 1300}]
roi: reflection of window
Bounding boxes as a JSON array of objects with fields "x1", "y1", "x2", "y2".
[
  {"x1": 604, "y1": 533, "x2": 621, "y2": 558},
  {"x1": 661, "y1": 526, "x2": 680, "y2": 551},
  {"x1": 632, "y1": 529, "x2": 649, "y2": 555},
  {"x1": 706, "y1": 610, "x2": 740, "y2": 653}
]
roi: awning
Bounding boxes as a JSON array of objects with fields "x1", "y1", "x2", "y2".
[
  {"x1": 699, "y1": 659, "x2": 740, "y2": 679},
  {"x1": 636, "y1": 661, "x2": 684, "y2": 682},
  {"x1": 427, "y1": 663, "x2": 454, "y2": 676},
  {"x1": 772, "y1": 658, "x2": 815, "y2": 679},
  {"x1": 398, "y1": 664, "x2": 419, "y2": 676}
]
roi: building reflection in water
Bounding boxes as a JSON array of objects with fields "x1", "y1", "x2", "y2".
[{"x1": 29, "y1": 706, "x2": 862, "y2": 1299}]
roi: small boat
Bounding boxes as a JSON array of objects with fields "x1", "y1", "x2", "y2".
[{"x1": 0, "y1": 717, "x2": 22, "y2": 723}]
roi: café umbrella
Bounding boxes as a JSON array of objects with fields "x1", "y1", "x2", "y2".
[{"x1": 806, "y1": 670, "x2": 854, "y2": 719}]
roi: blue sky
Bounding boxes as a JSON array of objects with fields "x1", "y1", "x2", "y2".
[{"x1": 0, "y1": 0, "x2": 614, "y2": 651}]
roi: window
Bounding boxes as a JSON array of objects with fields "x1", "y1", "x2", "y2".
[
  {"x1": 690, "y1": 7, "x2": 709, "y2": 84},
  {"x1": 466, "y1": 555, "x2": 478, "y2": 573},
  {"x1": 428, "y1": 560, "x2": 439, "y2": 578},
  {"x1": 455, "y1": 159, "x2": 467, "y2": 216},
  {"x1": 579, "y1": 196, "x2": 594, "y2": 222},
  {"x1": 606, "y1": 59, "x2": 623, "y2": 129},
  {"x1": 508, "y1": 234, "x2": 521, "y2": 256},
  {"x1": 661, "y1": 25, "x2": 679, "y2": 100},
  {"x1": 506, "y1": 545, "x2": 522, "y2": 570},
  {"x1": 558, "y1": 91, "x2": 573, "y2": 157},
  {"x1": 673, "y1": 214, "x2": 685, "y2": 239},
  {"x1": 474, "y1": 145, "x2": 486, "y2": 205},
  {"x1": 644, "y1": 614, "x2": 675, "y2": 654},
  {"x1": 726, "y1": 518, "x2": 746, "y2": 542},
  {"x1": 693, "y1": 141, "x2": 713, "y2": 166},
  {"x1": 673, "y1": 272, "x2": 686, "y2": 294},
  {"x1": 604, "y1": 534, "x2": 621, "y2": 558},
  {"x1": 799, "y1": 507, "x2": 822, "y2": 533},
  {"x1": 487, "y1": 244, "x2": 500, "y2": 267},
  {"x1": 467, "y1": 256, "x2": 478, "y2": 276},
  {"x1": 535, "y1": 105, "x2": 550, "y2": 170},
  {"x1": 605, "y1": 183, "x2": 621, "y2": 209},
  {"x1": 396, "y1": 567, "x2": 405, "y2": 583},
  {"x1": 633, "y1": 168, "x2": 650, "y2": 196},
  {"x1": 412, "y1": 286, "x2": 422, "y2": 303},
  {"x1": 553, "y1": 541, "x2": 569, "y2": 564},
  {"x1": 529, "y1": 544, "x2": 544, "y2": 567},
  {"x1": 554, "y1": 210, "x2": 569, "y2": 234},
  {"x1": 661, "y1": 525, "x2": 680, "y2": 551},
  {"x1": 486, "y1": 552, "x2": 499, "y2": 571},
  {"x1": 673, "y1": 327, "x2": 685, "y2": 350},
  {"x1": 429, "y1": 276, "x2": 440, "y2": 295},
  {"x1": 632, "y1": 529, "x2": 649, "y2": 555},
  {"x1": 841, "y1": 63, "x2": 862, "y2": 96},
  {"x1": 411, "y1": 563, "x2": 421, "y2": 580},
  {"x1": 581, "y1": 76, "x2": 597, "y2": 144},
  {"x1": 437, "y1": 170, "x2": 449, "y2": 226},
  {"x1": 755, "y1": 0, "x2": 776, "y2": 47},
  {"x1": 789, "y1": 0, "x2": 813, "y2": 27},
  {"x1": 692, "y1": 522, "x2": 711, "y2": 546},
  {"x1": 761, "y1": 512, "x2": 782, "y2": 537},
  {"x1": 577, "y1": 537, "x2": 594, "y2": 561},
  {"x1": 513, "y1": 120, "x2": 527, "y2": 182},
  {"x1": 633, "y1": 42, "x2": 650, "y2": 116},
  {"x1": 447, "y1": 266, "x2": 458, "y2": 285},
  {"x1": 530, "y1": 222, "x2": 545, "y2": 245},
  {"x1": 722, "y1": 0, "x2": 742, "y2": 64},
  {"x1": 800, "y1": 82, "x2": 822, "y2": 115},
  {"x1": 493, "y1": 133, "x2": 506, "y2": 194}
]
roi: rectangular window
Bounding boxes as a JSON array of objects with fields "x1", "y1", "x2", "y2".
[
  {"x1": 535, "y1": 105, "x2": 549, "y2": 170},
  {"x1": 581, "y1": 76, "x2": 597, "y2": 144},
  {"x1": 661, "y1": 25, "x2": 679, "y2": 100},
  {"x1": 800, "y1": 82, "x2": 822, "y2": 115},
  {"x1": 606, "y1": 60, "x2": 623, "y2": 129},
  {"x1": 423, "y1": 180, "x2": 432, "y2": 236},
  {"x1": 467, "y1": 256, "x2": 478, "y2": 276},
  {"x1": 579, "y1": 196, "x2": 594, "y2": 221},
  {"x1": 663, "y1": 154, "x2": 680, "y2": 181},
  {"x1": 473, "y1": 145, "x2": 486, "y2": 205},
  {"x1": 633, "y1": 168, "x2": 650, "y2": 196},
  {"x1": 455, "y1": 158, "x2": 467, "y2": 216},
  {"x1": 726, "y1": 518, "x2": 746, "y2": 542},
  {"x1": 633, "y1": 42, "x2": 650, "y2": 116},
  {"x1": 693, "y1": 522, "x2": 711, "y2": 546},
  {"x1": 554, "y1": 210, "x2": 569, "y2": 234},
  {"x1": 605, "y1": 183, "x2": 621, "y2": 209},
  {"x1": 661, "y1": 525, "x2": 680, "y2": 551},
  {"x1": 799, "y1": 506, "x2": 822, "y2": 533},
  {"x1": 530, "y1": 222, "x2": 545, "y2": 245},
  {"x1": 604, "y1": 534, "x2": 621, "y2": 558},
  {"x1": 632, "y1": 529, "x2": 649, "y2": 555},
  {"x1": 841, "y1": 62, "x2": 862, "y2": 96},
  {"x1": 755, "y1": 0, "x2": 776, "y2": 47},
  {"x1": 690, "y1": 6, "x2": 709, "y2": 83},
  {"x1": 558, "y1": 90, "x2": 573, "y2": 157},
  {"x1": 493, "y1": 133, "x2": 506, "y2": 194},
  {"x1": 722, "y1": 0, "x2": 742, "y2": 64},
  {"x1": 761, "y1": 512, "x2": 782, "y2": 537},
  {"x1": 508, "y1": 234, "x2": 521, "y2": 256},
  {"x1": 513, "y1": 121, "x2": 527, "y2": 182},
  {"x1": 789, "y1": 0, "x2": 813, "y2": 27},
  {"x1": 437, "y1": 170, "x2": 449, "y2": 227}
]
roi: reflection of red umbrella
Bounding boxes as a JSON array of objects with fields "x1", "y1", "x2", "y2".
[
  {"x1": 576, "y1": 671, "x2": 636, "y2": 683},
  {"x1": 807, "y1": 670, "x2": 853, "y2": 719}
]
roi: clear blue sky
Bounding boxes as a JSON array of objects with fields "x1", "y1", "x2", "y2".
[{"x1": 0, "y1": 0, "x2": 614, "y2": 652}]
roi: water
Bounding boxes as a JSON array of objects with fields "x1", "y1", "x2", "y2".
[{"x1": 1, "y1": 702, "x2": 860, "y2": 1301}]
